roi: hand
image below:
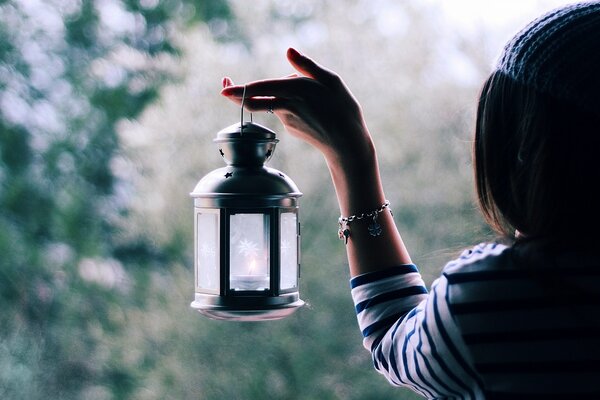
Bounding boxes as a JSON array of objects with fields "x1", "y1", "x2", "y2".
[{"x1": 220, "y1": 48, "x2": 375, "y2": 165}]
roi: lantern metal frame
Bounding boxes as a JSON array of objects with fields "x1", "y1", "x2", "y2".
[{"x1": 190, "y1": 121, "x2": 304, "y2": 321}]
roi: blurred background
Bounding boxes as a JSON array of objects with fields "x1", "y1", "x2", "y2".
[{"x1": 0, "y1": 0, "x2": 576, "y2": 399}]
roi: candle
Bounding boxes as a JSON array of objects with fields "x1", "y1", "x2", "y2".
[
  {"x1": 230, "y1": 274, "x2": 270, "y2": 291},
  {"x1": 230, "y1": 258, "x2": 269, "y2": 290}
]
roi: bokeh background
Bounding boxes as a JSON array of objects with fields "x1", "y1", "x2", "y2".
[{"x1": 0, "y1": 1, "x2": 576, "y2": 399}]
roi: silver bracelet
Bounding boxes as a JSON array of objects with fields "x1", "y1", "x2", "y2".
[{"x1": 338, "y1": 200, "x2": 392, "y2": 244}]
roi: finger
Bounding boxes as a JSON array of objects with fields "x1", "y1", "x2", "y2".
[
  {"x1": 221, "y1": 73, "x2": 297, "y2": 96},
  {"x1": 221, "y1": 77, "x2": 310, "y2": 99},
  {"x1": 222, "y1": 76, "x2": 234, "y2": 88},
  {"x1": 286, "y1": 47, "x2": 341, "y2": 86},
  {"x1": 223, "y1": 92, "x2": 289, "y2": 114},
  {"x1": 244, "y1": 97, "x2": 289, "y2": 113}
]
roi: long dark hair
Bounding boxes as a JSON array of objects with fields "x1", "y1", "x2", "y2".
[{"x1": 473, "y1": 70, "x2": 600, "y2": 247}]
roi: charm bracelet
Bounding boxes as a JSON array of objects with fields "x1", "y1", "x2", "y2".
[{"x1": 338, "y1": 200, "x2": 392, "y2": 245}]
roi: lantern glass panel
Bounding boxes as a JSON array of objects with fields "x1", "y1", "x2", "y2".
[
  {"x1": 280, "y1": 212, "x2": 298, "y2": 290},
  {"x1": 196, "y1": 211, "x2": 220, "y2": 292},
  {"x1": 229, "y1": 213, "x2": 270, "y2": 291}
]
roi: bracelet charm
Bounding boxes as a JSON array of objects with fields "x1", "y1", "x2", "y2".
[
  {"x1": 338, "y1": 224, "x2": 351, "y2": 244},
  {"x1": 368, "y1": 214, "x2": 383, "y2": 237},
  {"x1": 338, "y1": 200, "x2": 391, "y2": 245}
]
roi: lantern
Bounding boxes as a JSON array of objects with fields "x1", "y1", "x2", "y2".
[{"x1": 190, "y1": 121, "x2": 304, "y2": 321}]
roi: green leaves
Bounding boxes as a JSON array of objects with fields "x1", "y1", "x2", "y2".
[{"x1": 0, "y1": 1, "x2": 232, "y2": 398}]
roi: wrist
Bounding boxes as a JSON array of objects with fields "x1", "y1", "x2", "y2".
[
  {"x1": 325, "y1": 141, "x2": 387, "y2": 217},
  {"x1": 324, "y1": 134, "x2": 378, "y2": 175}
]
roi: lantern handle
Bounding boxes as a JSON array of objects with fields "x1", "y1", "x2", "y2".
[{"x1": 240, "y1": 85, "x2": 252, "y2": 135}]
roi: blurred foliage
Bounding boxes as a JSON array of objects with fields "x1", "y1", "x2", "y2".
[
  {"x1": 0, "y1": 0, "x2": 231, "y2": 399},
  {"x1": 0, "y1": 0, "x2": 510, "y2": 399}
]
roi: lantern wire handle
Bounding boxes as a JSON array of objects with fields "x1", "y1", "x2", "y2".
[
  {"x1": 240, "y1": 85, "x2": 253, "y2": 135},
  {"x1": 240, "y1": 85, "x2": 246, "y2": 135}
]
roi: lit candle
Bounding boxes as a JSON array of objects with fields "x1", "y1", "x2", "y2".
[{"x1": 230, "y1": 258, "x2": 270, "y2": 291}]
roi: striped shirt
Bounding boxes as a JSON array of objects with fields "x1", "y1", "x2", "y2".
[{"x1": 351, "y1": 242, "x2": 600, "y2": 399}]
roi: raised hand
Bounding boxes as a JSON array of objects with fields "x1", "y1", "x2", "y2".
[{"x1": 220, "y1": 48, "x2": 374, "y2": 166}]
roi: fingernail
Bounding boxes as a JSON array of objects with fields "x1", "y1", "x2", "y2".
[{"x1": 288, "y1": 47, "x2": 303, "y2": 57}]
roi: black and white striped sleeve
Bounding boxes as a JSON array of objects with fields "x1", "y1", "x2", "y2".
[{"x1": 351, "y1": 264, "x2": 483, "y2": 399}]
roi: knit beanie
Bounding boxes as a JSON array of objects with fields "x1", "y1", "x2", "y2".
[{"x1": 496, "y1": 1, "x2": 600, "y2": 116}]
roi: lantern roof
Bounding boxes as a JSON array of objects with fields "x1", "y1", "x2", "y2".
[
  {"x1": 190, "y1": 166, "x2": 301, "y2": 199},
  {"x1": 215, "y1": 122, "x2": 278, "y2": 141},
  {"x1": 191, "y1": 121, "x2": 302, "y2": 207}
]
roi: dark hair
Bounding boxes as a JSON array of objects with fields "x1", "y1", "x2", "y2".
[{"x1": 473, "y1": 70, "x2": 600, "y2": 246}]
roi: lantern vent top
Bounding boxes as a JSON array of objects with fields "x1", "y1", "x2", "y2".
[
  {"x1": 191, "y1": 121, "x2": 301, "y2": 205},
  {"x1": 215, "y1": 122, "x2": 279, "y2": 167}
]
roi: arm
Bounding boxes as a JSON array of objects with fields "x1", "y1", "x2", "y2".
[{"x1": 221, "y1": 48, "x2": 411, "y2": 277}]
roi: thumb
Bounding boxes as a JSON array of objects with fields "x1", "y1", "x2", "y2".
[{"x1": 287, "y1": 48, "x2": 340, "y2": 86}]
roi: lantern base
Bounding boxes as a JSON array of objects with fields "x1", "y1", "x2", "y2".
[{"x1": 190, "y1": 292, "x2": 305, "y2": 321}]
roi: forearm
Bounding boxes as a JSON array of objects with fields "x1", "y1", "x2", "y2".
[{"x1": 324, "y1": 135, "x2": 412, "y2": 277}]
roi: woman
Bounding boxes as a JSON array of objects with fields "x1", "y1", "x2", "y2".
[{"x1": 221, "y1": 2, "x2": 600, "y2": 398}]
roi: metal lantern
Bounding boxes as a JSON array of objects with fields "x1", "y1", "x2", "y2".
[{"x1": 190, "y1": 121, "x2": 304, "y2": 321}]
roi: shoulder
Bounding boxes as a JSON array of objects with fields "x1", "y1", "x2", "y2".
[
  {"x1": 438, "y1": 242, "x2": 517, "y2": 292},
  {"x1": 442, "y1": 242, "x2": 513, "y2": 277},
  {"x1": 437, "y1": 242, "x2": 521, "y2": 310}
]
